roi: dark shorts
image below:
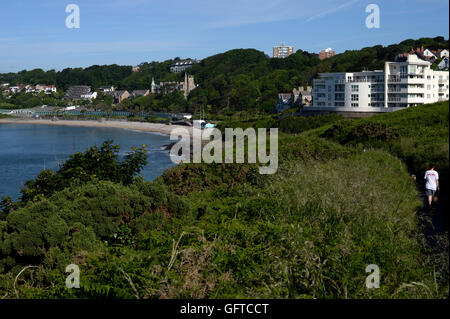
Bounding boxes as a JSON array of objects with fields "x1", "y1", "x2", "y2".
[{"x1": 425, "y1": 189, "x2": 436, "y2": 197}]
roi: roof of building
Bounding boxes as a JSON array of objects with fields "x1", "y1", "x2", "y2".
[
  {"x1": 171, "y1": 60, "x2": 199, "y2": 67},
  {"x1": 131, "y1": 90, "x2": 149, "y2": 97},
  {"x1": 64, "y1": 86, "x2": 91, "y2": 99},
  {"x1": 105, "y1": 90, "x2": 128, "y2": 96}
]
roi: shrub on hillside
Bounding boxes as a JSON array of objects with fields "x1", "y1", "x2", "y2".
[
  {"x1": 158, "y1": 163, "x2": 262, "y2": 196},
  {"x1": 0, "y1": 179, "x2": 189, "y2": 273},
  {"x1": 277, "y1": 114, "x2": 343, "y2": 134},
  {"x1": 20, "y1": 140, "x2": 148, "y2": 203},
  {"x1": 321, "y1": 121, "x2": 399, "y2": 144}
]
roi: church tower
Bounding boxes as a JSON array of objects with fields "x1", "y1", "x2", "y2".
[{"x1": 151, "y1": 77, "x2": 156, "y2": 94}]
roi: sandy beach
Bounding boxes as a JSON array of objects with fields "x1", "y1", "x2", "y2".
[
  {"x1": 0, "y1": 118, "x2": 193, "y2": 137},
  {"x1": 0, "y1": 118, "x2": 221, "y2": 160}
]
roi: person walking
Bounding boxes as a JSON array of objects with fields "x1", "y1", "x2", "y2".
[{"x1": 424, "y1": 163, "x2": 439, "y2": 207}]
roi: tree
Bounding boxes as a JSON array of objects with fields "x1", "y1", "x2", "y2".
[{"x1": 20, "y1": 141, "x2": 148, "y2": 202}]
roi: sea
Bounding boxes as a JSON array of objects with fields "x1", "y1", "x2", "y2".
[{"x1": 0, "y1": 123, "x2": 176, "y2": 200}]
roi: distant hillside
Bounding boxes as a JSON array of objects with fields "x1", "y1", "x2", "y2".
[{"x1": 1, "y1": 36, "x2": 448, "y2": 114}]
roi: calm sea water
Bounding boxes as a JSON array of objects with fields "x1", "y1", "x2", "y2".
[{"x1": 0, "y1": 123, "x2": 176, "y2": 200}]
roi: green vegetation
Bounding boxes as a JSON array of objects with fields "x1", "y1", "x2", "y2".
[
  {"x1": 316, "y1": 101, "x2": 449, "y2": 188},
  {"x1": 1, "y1": 37, "x2": 448, "y2": 114},
  {"x1": 0, "y1": 92, "x2": 69, "y2": 109},
  {"x1": 19, "y1": 140, "x2": 148, "y2": 203},
  {"x1": 0, "y1": 101, "x2": 448, "y2": 299}
]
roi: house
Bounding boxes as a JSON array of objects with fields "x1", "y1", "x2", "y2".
[
  {"x1": 106, "y1": 90, "x2": 130, "y2": 104},
  {"x1": 25, "y1": 86, "x2": 36, "y2": 93},
  {"x1": 438, "y1": 57, "x2": 449, "y2": 70},
  {"x1": 276, "y1": 93, "x2": 295, "y2": 113},
  {"x1": 9, "y1": 85, "x2": 24, "y2": 93},
  {"x1": 99, "y1": 86, "x2": 115, "y2": 93},
  {"x1": 276, "y1": 86, "x2": 313, "y2": 113},
  {"x1": 438, "y1": 49, "x2": 449, "y2": 59},
  {"x1": 132, "y1": 66, "x2": 140, "y2": 72},
  {"x1": 170, "y1": 60, "x2": 199, "y2": 73},
  {"x1": 293, "y1": 86, "x2": 313, "y2": 106},
  {"x1": 423, "y1": 49, "x2": 437, "y2": 60},
  {"x1": 81, "y1": 92, "x2": 98, "y2": 100},
  {"x1": 130, "y1": 90, "x2": 150, "y2": 99},
  {"x1": 64, "y1": 86, "x2": 92, "y2": 100},
  {"x1": 36, "y1": 84, "x2": 57, "y2": 94}
]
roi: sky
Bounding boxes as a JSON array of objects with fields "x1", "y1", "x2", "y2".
[{"x1": 0, "y1": 0, "x2": 448, "y2": 73}]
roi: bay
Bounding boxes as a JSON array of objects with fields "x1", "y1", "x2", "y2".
[{"x1": 0, "y1": 123, "x2": 176, "y2": 200}]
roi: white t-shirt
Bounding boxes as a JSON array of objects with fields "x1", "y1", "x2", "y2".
[{"x1": 424, "y1": 170, "x2": 439, "y2": 190}]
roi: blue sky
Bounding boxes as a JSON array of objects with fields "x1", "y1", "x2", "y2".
[{"x1": 0, "y1": 0, "x2": 448, "y2": 72}]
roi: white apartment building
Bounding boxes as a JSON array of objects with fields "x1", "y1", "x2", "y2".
[{"x1": 312, "y1": 54, "x2": 449, "y2": 111}]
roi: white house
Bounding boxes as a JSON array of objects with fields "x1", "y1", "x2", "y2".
[
  {"x1": 423, "y1": 49, "x2": 437, "y2": 60},
  {"x1": 25, "y1": 86, "x2": 35, "y2": 93},
  {"x1": 438, "y1": 57, "x2": 449, "y2": 70},
  {"x1": 438, "y1": 49, "x2": 449, "y2": 59},
  {"x1": 99, "y1": 86, "x2": 115, "y2": 93},
  {"x1": 9, "y1": 86, "x2": 21, "y2": 93},
  {"x1": 81, "y1": 92, "x2": 98, "y2": 100},
  {"x1": 36, "y1": 84, "x2": 57, "y2": 94},
  {"x1": 311, "y1": 54, "x2": 449, "y2": 112}
]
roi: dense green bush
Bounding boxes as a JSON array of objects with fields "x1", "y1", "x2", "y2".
[
  {"x1": 321, "y1": 121, "x2": 399, "y2": 144},
  {"x1": 21, "y1": 140, "x2": 148, "y2": 202},
  {"x1": 0, "y1": 179, "x2": 189, "y2": 274},
  {"x1": 158, "y1": 163, "x2": 262, "y2": 195},
  {"x1": 277, "y1": 114, "x2": 343, "y2": 134}
]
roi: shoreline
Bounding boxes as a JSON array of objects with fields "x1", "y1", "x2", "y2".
[
  {"x1": 0, "y1": 118, "x2": 192, "y2": 138},
  {"x1": 0, "y1": 118, "x2": 218, "y2": 160}
]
